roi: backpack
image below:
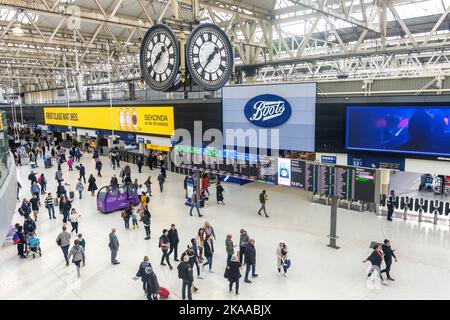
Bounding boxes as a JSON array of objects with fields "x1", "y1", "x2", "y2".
[
  {"x1": 13, "y1": 233, "x2": 20, "y2": 244},
  {"x1": 120, "y1": 210, "x2": 126, "y2": 218}
]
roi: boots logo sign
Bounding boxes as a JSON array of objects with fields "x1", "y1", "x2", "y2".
[{"x1": 244, "y1": 94, "x2": 292, "y2": 128}]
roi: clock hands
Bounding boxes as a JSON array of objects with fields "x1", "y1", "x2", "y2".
[
  {"x1": 154, "y1": 46, "x2": 166, "y2": 66},
  {"x1": 203, "y1": 46, "x2": 219, "y2": 70}
]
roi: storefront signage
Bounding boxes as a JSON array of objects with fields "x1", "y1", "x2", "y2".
[
  {"x1": 145, "y1": 144, "x2": 170, "y2": 152},
  {"x1": 244, "y1": 94, "x2": 292, "y2": 128},
  {"x1": 44, "y1": 106, "x2": 174, "y2": 136}
]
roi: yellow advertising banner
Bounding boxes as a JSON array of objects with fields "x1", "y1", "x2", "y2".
[
  {"x1": 145, "y1": 144, "x2": 171, "y2": 152},
  {"x1": 0, "y1": 112, "x2": 3, "y2": 131},
  {"x1": 44, "y1": 106, "x2": 174, "y2": 136}
]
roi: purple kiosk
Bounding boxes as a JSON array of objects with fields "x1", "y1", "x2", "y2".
[{"x1": 97, "y1": 184, "x2": 140, "y2": 214}]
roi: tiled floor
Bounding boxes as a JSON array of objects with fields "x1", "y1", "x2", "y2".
[{"x1": 1, "y1": 153, "x2": 450, "y2": 300}]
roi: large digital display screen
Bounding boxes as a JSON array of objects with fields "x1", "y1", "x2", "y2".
[
  {"x1": 346, "y1": 106, "x2": 450, "y2": 157},
  {"x1": 222, "y1": 83, "x2": 316, "y2": 152}
]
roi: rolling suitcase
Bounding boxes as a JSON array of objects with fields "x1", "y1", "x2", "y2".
[
  {"x1": 69, "y1": 189, "x2": 75, "y2": 200},
  {"x1": 158, "y1": 287, "x2": 170, "y2": 299}
]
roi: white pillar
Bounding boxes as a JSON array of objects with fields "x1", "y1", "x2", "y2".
[
  {"x1": 107, "y1": 138, "x2": 113, "y2": 148},
  {"x1": 380, "y1": 169, "x2": 390, "y2": 195},
  {"x1": 139, "y1": 142, "x2": 145, "y2": 154}
]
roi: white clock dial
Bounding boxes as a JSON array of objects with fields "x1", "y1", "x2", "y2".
[
  {"x1": 140, "y1": 24, "x2": 180, "y2": 91},
  {"x1": 186, "y1": 23, "x2": 233, "y2": 91}
]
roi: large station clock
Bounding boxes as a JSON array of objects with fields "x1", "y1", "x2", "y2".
[
  {"x1": 140, "y1": 24, "x2": 180, "y2": 92},
  {"x1": 186, "y1": 23, "x2": 234, "y2": 91}
]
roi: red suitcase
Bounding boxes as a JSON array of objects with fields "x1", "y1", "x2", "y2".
[{"x1": 159, "y1": 287, "x2": 170, "y2": 299}]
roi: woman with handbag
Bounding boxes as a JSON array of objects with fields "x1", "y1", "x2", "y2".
[
  {"x1": 276, "y1": 241, "x2": 290, "y2": 277},
  {"x1": 69, "y1": 208, "x2": 81, "y2": 234},
  {"x1": 68, "y1": 239, "x2": 86, "y2": 278}
]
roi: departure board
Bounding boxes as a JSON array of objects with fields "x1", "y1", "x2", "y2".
[
  {"x1": 334, "y1": 166, "x2": 354, "y2": 200},
  {"x1": 354, "y1": 168, "x2": 376, "y2": 202},
  {"x1": 318, "y1": 165, "x2": 335, "y2": 196},
  {"x1": 306, "y1": 163, "x2": 318, "y2": 193},
  {"x1": 291, "y1": 159, "x2": 306, "y2": 188},
  {"x1": 172, "y1": 145, "x2": 378, "y2": 203}
]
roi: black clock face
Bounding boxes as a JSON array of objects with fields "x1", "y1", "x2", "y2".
[
  {"x1": 140, "y1": 24, "x2": 180, "y2": 91},
  {"x1": 186, "y1": 23, "x2": 233, "y2": 91}
]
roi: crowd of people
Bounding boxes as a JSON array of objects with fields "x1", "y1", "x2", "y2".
[{"x1": 8, "y1": 129, "x2": 399, "y2": 300}]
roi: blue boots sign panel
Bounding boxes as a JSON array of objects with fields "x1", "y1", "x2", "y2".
[
  {"x1": 223, "y1": 83, "x2": 316, "y2": 152},
  {"x1": 244, "y1": 94, "x2": 292, "y2": 128}
]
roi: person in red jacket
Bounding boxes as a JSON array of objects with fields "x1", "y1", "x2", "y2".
[{"x1": 201, "y1": 173, "x2": 210, "y2": 197}]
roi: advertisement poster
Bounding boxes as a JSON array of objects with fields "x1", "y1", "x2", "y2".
[
  {"x1": 44, "y1": 106, "x2": 174, "y2": 136},
  {"x1": 278, "y1": 158, "x2": 291, "y2": 186}
]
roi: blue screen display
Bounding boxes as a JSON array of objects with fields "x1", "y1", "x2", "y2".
[{"x1": 346, "y1": 106, "x2": 450, "y2": 157}]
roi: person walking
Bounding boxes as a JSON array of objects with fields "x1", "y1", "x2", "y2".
[
  {"x1": 69, "y1": 208, "x2": 81, "y2": 234},
  {"x1": 108, "y1": 228, "x2": 120, "y2": 265},
  {"x1": 178, "y1": 255, "x2": 194, "y2": 300},
  {"x1": 14, "y1": 225, "x2": 27, "y2": 259},
  {"x1": 78, "y1": 233, "x2": 86, "y2": 250},
  {"x1": 45, "y1": 192, "x2": 56, "y2": 219},
  {"x1": 67, "y1": 157, "x2": 74, "y2": 171},
  {"x1": 204, "y1": 222, "x2": 216, "y2": 242},
  {"x1": 159, "y1": 229, "x2": 173, "y2": 270},
  {"x1": 75, "y1": 179, "x2": 84, "y2": 199},
  {"x1": 136, "y1": 256, "x2": 152, "y2": 293},
  {"x1": 29, "y1": 193, "x2": 41, "y2": 222},
  {"x1": 168, "y1": 224, "x2": 180, "y2": 262},
  {"x1": 257, "y1": 190, "x2": 269, "y2": 218},
  {"x1": 158, "y1": 172, "x2": 165, "y2": 193},
  {"x1": 60, "y1": 197, "x2": 72, "y2": 224},
  {"x1": 144, "y1": 176, "x2": 153, "y2": 196},
  {"x1": 147, "y1": 154, "x2": 153, "y2": 171},
  {"x1": 226, "y1": 255, "x2": 241, "y2": 295},
  {"x1": 239, "y1": 229, "x2": 249, "y2": 264},
  {"x1": 30, "y1": 182, "x2": 41, "y2": 201},
  {"x1": 68, "y1": 239, "x2": 86, "y2": 278},
  {"x1": 110, "y1": 175, "x2": 119, "y2": 192},
  {"x1": 140, "y1": 191, "x2": 149, "y2": 209},
  {"x1": 386, "y1": 190, "x2": 396, "y2": 221},
  {"x1": 145, "y1": 267, "x2": 160, "y2": 300},
  {"x1": 136, "y1": 157, "x2": 143, "y2": 174},
  {"x1": 202, "y1": 234, "x2": 214, "y2": 273},
  {"x1": 381, "y1": 239, "x2": 397, "y2": 281},
  {"x1": 189, "y1": 189, "x2": 203, "y2": 217},
  {"x1": 55, "y1": 169, "x2": 64, "y2": 183},
  {"x1": 24, "y1": 215, "x2": 36, "y2": 235},
  {"x1": 202, "y1": 174, "x2": 210, "y2": 196},
  {"x1": 142, "y1": 208, "x2": 151, "y2": 240},
  {"x1": 38, "y1": 173, "x2": 47, "y2": 194},
  {"x1": 95, "y1": 159, "x2": 103, "y2": 177},
  {"x1": 276, "y1": 241, "x2": 289, "y2": 277},
  {"x1": 88, "y1": 174, "x2": 98, "y2": 196},
  {"x1": 225, "y1": 234, "x2": 235, "y2": 262},
  {"x1": 363, "y1": 244, "x2": 384, "y2": 281},
  {"x1": 121, "y1": 205, "x2": 132, "y2": 229},
  {"x1": 244, "y1": 239, "x2": 258, "y2": 283},
  {"x1": 56, "y1": 225, "x2": 71, "y2": 266},
  {"x1": 181, "y1": 244, "x2": 201, "y2": 288},
  {"x1": 216, "y1": 181, "x2": 225, "y2": 205},
  {"x1": 79, "y1": 163, "x2": 86, "y2": 183},
  {"x1": 196, "y1": 228, "x2": 206, "y2": 262},
  {"x1": 131, "y1": 209, "x2": 139, "y2": 230},
  {"x1": 18, "y1": 199, "x2": 31, "y2": 217},
  {"x1": 56, "y1": 182, "x2": 67, "y2": 199}
]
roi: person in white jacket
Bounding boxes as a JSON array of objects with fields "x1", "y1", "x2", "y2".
[
  {"x1": 69, "y1": 208, "x2": 81, "y2": 234},
  {"x1": 276, "y1": 241, "x2": 289, "y2": 277}
]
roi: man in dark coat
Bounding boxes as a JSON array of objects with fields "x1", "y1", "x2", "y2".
[
  {"x1": 136, "y1": 157, "x2": 143, "y2": 173},
  {"x1": 244, "y1": 238, "x2": 258, "y2": 283},
  {"x1": 168, "y1": 224, "x2": 180, "y2": 262},
  {"x1": 178, "y1": 255, "x2": 194, "y2": 300},
  {"x1": 381, "y1": 239, "x2": 397, "y2": 281},
  {"x1": 136, "y1": 256, "x2": 152, "y2": 292},
  {"x1": 79, "y1": 163, "x2": 86, "y2": 183},
  {"x1": 146, "y1": 267, "x2": 160, "y2": 300}
]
